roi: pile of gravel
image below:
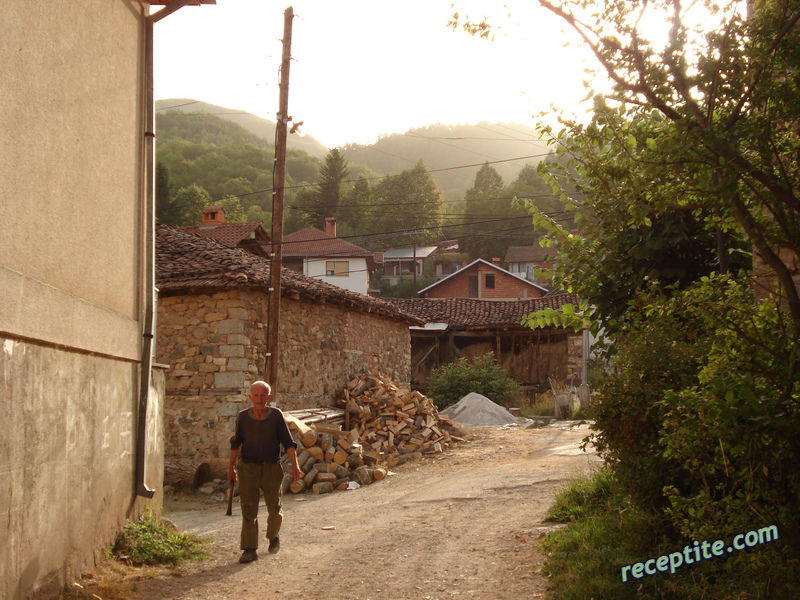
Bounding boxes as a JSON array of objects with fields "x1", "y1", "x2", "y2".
[{"x1": 440, "y1": 392, "x2": 519, "y2": 426}]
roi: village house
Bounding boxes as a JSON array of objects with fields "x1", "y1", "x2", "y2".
[
  {"x1": 432, "y1": 239, "x2": 469, "y2": 280},
  {"x1": 382, "y1": 245, "x2": 439, "y2": 286},
  {"x1": 0, "y1": 2, "x2": 215, "y2": 597},
  {"x1": 418, "y1": 258, "x2": 549, "y2": 300},
  {"x1": 156, "y1": 226, "x2": 421, "y2": 474},
  {"x1": 387, "y1": 295, "x2": 585, "y2": 400},
  {"x1": 282, "y1": 218, "x2": 376, "y2": 295},
  {"x1": 180, "y1": 205, "x2": 271, "y2": 258},
  {"x1": 504, "y1": 243, "x2": 555, "y2": 286}
]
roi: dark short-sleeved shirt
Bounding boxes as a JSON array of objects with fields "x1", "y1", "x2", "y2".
[{"x1": 230, "y1": 407, "x2": 297, "y2": 463}]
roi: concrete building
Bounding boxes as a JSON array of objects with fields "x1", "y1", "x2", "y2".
[{"x1": 0, "y1": 2, "x2": 212, "y2": 598}]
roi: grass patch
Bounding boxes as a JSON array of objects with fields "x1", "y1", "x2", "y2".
[
  {"x1": 112, "y1": 510, "x2": 210, "y2": 566},
  {"x1": 546, "y1": 468, "x2": 615, "y2": 522},
  {"x1": 60, "y1": 510, "x2": 210, "y2": 600},
  {"x1": 524, "y1": 390, "x2": 556, "y2": 417}
]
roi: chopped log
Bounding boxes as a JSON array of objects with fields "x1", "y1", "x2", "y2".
[
  {"x1": 285, "y1": 414, "x2": 311, "y2": 435},
  {"x1": 301, "y1": 430, "x2": 319, "y2": 448},
  {"x1": 371, "y1": 466, "x2": 388, "y2": 481},
  {"x1": 314, "y1": 472, "x2": 337, "y2": 484},
  {"x1": 346, "y1": 452, "x2": 363, "y2": 468},
  {"x1": 353, "y1": 465, "x2": 372, "y2": 486},
  {"x1": 303, "y1": 467, "x2": 319, "y2": 487},
  {"x1": 307, "y1": 446, "x2": 325, "y2": 461},
  {"x1": 301, "y1": 454, "x2": 316, "y2": 473},
  {"x1": 334, "y1": 478, "x2": 349, "y2": 490},
  {"x1": 297, "y1": 448, "x2": 311, "y2": 465},
  {"x1": 289, "y1": 478, "x2": 307, "y2": 494},
  {"x1": 312, "y1": 481, "x2": 334, "y2": 494},
  {"x1": 325, "y1": 446, "x2": 336, "y2": 463},
  {"x1": 333, "y1": 449, "x2": 349, "y2": 465},
  {"x1": 281, "y1": 471, "x2": 293, "y2": 493},
  {"x1": 312, "y1": 425, "x2": 347, "y2": 437},
  {"x1": 164, "y1": 458, "x2": 210, "y2": 488},
  {"x1": 331, "y1": 464, "x2": 350, "y2": 479}
]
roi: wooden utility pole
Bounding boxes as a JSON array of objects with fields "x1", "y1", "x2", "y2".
[{"x1": 266, "y1": 6, "x2": 294, "y2": 404}]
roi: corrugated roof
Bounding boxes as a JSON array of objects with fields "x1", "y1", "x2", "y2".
[
  {"x1": 385, "y1": 295, "x2": 580, "y2": 330},
  {"x1": 283, "y1": 227, "x2": 373, "y2": 258},
  {"x1": 156, "y1": 226, "x2": 421, "y2": 325},
  {"x1": 383, "y1": 246, "x2": 439, "y2": 260}
]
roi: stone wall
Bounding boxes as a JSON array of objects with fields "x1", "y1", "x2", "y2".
[{"x1": 157, "y1": 288, "x2": 412, "y2": 473}]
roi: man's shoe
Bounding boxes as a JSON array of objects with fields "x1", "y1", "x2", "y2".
[
  {"x1": 268, "y1": 537, "x2": 280, "y2": 554},
  {"x1": 239, "y1": 549, "x2": 258, "y2": 563}
]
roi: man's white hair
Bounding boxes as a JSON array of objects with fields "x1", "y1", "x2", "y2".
[{"x1": 250, "y1": 380, "x2": 272, "y2": 395}]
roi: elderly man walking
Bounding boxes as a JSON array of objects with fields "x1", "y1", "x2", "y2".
[{"x1": 228, "y1": 381, "x2": 303, "y2": 563}]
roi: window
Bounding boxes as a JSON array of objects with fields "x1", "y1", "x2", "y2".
[
  {"x1": 485, "y1": 273, "x2": 495, "y2": 289},
  {"x1": 326, "y1": 261, "x2": 349, "y2": 276}
]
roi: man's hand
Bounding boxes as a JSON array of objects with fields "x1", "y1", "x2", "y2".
[{"x1": 292, "y1": 463, "x2": 303, "y2": 483}]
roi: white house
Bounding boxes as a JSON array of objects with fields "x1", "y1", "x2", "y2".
[{"x1": 283, "y1": 218, "x2": 375, "y2": 295}]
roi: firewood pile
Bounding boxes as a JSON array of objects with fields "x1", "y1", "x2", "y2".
[{"x1": 280, "y1": 373, "x2": 466, "y2": 495}]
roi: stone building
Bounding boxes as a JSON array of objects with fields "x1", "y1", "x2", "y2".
[{"x1": 156, "y1": 226, "x2": 421, "y2": 472}]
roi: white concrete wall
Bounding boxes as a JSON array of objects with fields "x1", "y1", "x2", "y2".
[
  {"x1": 304, "y1": 257, "x2": 369, "y2": 295},
  {"x1": 0, "y1": 3, "x2": 163, "y2": 598}
]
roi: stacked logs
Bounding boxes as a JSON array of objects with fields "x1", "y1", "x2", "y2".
[{"x1": 279, "y1": 374, "x2": 464, "y2": 495}]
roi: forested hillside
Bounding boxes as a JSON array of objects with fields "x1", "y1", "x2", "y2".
[
  {"x1": 341, "y1": 122, "x2": 551, "y2": 198},
  {"x1": 155, "y1": 102, "x2": 565, "y2": 283},
  {"x1": 156, "y1": 99, "x2": 329, "y2": 158}
]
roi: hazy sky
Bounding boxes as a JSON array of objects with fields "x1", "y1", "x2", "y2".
[{"x1": 154, "y1": 1, "x2": 596, "y2": 148}]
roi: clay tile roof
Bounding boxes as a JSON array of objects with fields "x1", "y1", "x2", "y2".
[
  {"x1": 504, "y1": 244, "x2": 554, "y2": 263},
  {"x1": 156, "y1": 226, "x2": 422, "y2": 325},
  {"x1": 180, "y1": 221, "x2": 269, "y2": 250},
  {"x1": 283, "y1": 227, "x2": 372, "y2": 258},
  {"x1": 385, "y1": 295, "x2": 581, "y2": 330}
]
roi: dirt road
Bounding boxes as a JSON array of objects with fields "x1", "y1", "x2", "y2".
[{"x1": 131, "y1": 422, "x2": 599, "y2": 600}]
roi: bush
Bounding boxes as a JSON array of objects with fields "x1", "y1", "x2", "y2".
[
  {"x1": 541, "y1": 469, "x2": 794, "y2": 600},
  {"x1": 426, "y1": 352, "x2": 519, "y2": 410}
]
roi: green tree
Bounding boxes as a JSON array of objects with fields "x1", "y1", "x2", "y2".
[
  {"x1": 306, "y1": 148, "x2": 350, "y2": 228},
  {"x1": 534, "y1": 0, "x2": 800, "y2": 326},
  {"x1": 507, "y1": 1, "x2": 800, "y2": 593},
  {"x1": 460, "y1": 163, "x2": 538, "y2": 261},
  {"x1": 212, "y1": 196, "x2": 247, "y2": 223},
  {"x1": 369, "y1": 160, "x2": 442, "y2": 248},
  {"x1": 170, "y1": 184, "x2": 212, "y2": 226},
  {"x1": 155, "y1": 161, "x2": 178, "y2": 225},
  {"x1": 339, "y1": 175, "x2": 372, "y2": 233}
]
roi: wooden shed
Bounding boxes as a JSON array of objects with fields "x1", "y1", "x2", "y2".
[{"x1": 386, "y1": 295, "x2": 584, "y2": 399}]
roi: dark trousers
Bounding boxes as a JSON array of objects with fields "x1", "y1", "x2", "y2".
[{"x1": 237, "y1": 460, "x2": 284, "y2": 550}]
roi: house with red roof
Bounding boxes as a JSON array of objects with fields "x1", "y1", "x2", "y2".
[
  {"x1": 180, "y1": 205, "x2": 271, "y2": 258},
  {"x1": 418, "y1": 258, "x2": 548, "y2": 300},
  {"x1": 283, "y1": 218, "x2": 376, "y2": 295}
]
